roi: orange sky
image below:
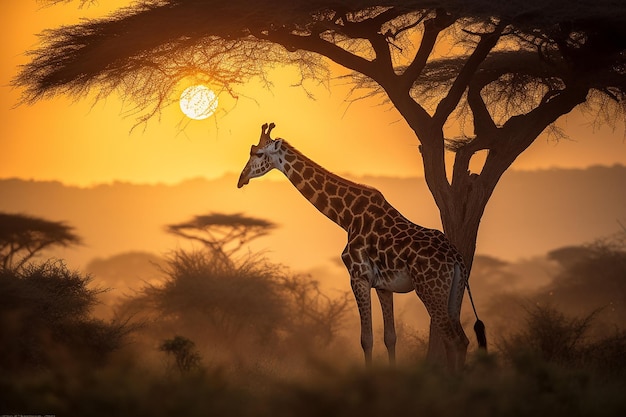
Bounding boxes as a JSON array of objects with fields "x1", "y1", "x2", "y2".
[{"x1": 2, "y1": 1, "x2": 625, "y2": 189}]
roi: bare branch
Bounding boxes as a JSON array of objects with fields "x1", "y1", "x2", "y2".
[
  {"x1": 481, "y1": 82, "x2": 589, "y2": 181},
  {"x1": 467, "y1": 74, "x2": 498, "y2": 138},
  {"x1": 433, "y1": 21, "x2": 505, "y2": 127},
  {"x1": 401, "y1": 10, "x2": 455, "y2": 89}
]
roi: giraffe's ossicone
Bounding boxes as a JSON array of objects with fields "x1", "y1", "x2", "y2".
[{"x1": 238, "y1": 122, "x2": 486, "y2": 370}]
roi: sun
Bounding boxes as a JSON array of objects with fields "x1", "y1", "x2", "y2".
[{"x1": 179, "y1": 85, "x2": 218, "y2": 120}]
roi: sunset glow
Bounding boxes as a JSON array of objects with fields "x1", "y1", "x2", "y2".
[{"x1": 1, "y1": 2, "x2": 625, "y2": 186}]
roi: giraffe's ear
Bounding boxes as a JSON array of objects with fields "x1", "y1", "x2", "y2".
[{"x1": 272, "y1": 139, "x2": 283, "y2": 151}]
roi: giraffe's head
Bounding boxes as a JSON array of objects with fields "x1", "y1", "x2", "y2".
[{"x1": 237, "y1": 122, "x2": 285, "y2": 188}]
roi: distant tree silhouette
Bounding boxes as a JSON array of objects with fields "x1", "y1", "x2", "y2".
[
  {"x1": 0, "y1": 260, "x2": 132, "y2": 373},
  {"x1": 483, "y1": 231, "x2": 626, "y2": 345},
  {"x1": 166, "y1": 213, "x2": 276, "y2": 264},
  {"x1": 0, "y1": 212, "x2": 81, "y2": 270},
  {"x1": 114, "y1": 213, "x2": 350, "y2": 360},
  {"x1": 540, "y1": 232, "x2": 626, "y2": 329},
  {"x1": 85, "y1": 251, "x2": 167, "y2": 319}
]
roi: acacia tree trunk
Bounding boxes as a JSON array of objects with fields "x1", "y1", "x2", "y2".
[
  {"x1": 417, "y1": 84, "x2": 586, "y2": 360},
  {"x1": 416, "y1": 84, "x2": 590, "y2": 274}
]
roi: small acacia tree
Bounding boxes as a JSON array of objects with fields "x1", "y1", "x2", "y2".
[
  {"x1": 0, "y1": 212, "x2": 82, "y2": 270},
  {"x1": 166, "y1": 212, "x2": 276, "y2": 264}
]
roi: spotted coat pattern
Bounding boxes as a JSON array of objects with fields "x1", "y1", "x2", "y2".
[{"x1": 238, "y1": 123, "x2": 470, "y2": 370}]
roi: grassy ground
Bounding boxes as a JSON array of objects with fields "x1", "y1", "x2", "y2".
[{"x1": 2, "y1": 351, "x2": 625, "y2": 417}]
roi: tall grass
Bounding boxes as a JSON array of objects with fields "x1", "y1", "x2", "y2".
[
  {"x1": 3, "y1": 300, "x2": 626, "y2": 417},
  {"x1": 3, "y1": 352, "x2": 625, "y2": 417}
]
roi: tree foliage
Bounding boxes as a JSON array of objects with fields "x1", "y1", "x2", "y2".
[
  {"x1": 20, "y1": 1, "x2": 625, "y2": 114},
  {"x1": 0, "y1": 212, "x2": 82, "y2": 270}
]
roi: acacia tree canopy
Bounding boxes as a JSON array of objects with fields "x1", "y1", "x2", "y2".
[
  {"x1": 0, "y1": 212, "x2": 82, "y2": 270},
  {"x1": 165, "y1": 212, "x2": 277, "y2": 261},
  {"x1": 13, "y1": 0, "x2": 626, "y2": 267}
]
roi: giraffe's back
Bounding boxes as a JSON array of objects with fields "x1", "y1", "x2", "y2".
[{"x1": 350, "y1": 204, "x2": 465, "y2": 290}]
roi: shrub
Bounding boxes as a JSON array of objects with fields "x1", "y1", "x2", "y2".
[
  {"x1": 0, "y1": 260, "x2": 132, "y2": 373},
  {"x1": 159, "y1": 335, "x2": 202, "y2": 375}
]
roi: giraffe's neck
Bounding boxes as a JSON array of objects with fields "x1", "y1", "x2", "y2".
[{"x1": 278, "y1": 141, "x2": 382, "y2": 231}]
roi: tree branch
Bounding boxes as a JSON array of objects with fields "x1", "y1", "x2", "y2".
[
  {"x1": 263, "y1": 29, "x2": 379, "y2": 80},
  {"x1": 401, "y1": 10, "x2": 455, "y2": 89},
  {"x1": 482, "y1": 83, "x2": 589, "y2": 183},
  {"x1": 433, "y1": 21, "x2": 506, "y2": 128},
  {"x1": 449, "y1": 76, "x2": 498, "y2": 190},
  {"x1": 467, "y1": 75, "x2": 499, "y2": 138}
]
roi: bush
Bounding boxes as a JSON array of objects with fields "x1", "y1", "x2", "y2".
[
  {"x1": 0, "y1": 260, "x2": 132, "y2": 373},
  {"x1": 138, "y1": 250, "x2": 291, "y2": 345},
  {"x1": 160, "y1": 335, "x2": 202, "y2": 375},
  {"x1": 499, "y1": 304, "x2": 626, "y2": 376},
  {"x1": 120, "y1": 249, "x2": 351, "y2": 365},
  {"x1": 499, "y1": 304, "x2": 594, "y2": 365}
]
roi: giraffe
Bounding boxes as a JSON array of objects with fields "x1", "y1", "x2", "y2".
[{"x1": 237, "y1": 123, "x2": 486, "y2": 370}]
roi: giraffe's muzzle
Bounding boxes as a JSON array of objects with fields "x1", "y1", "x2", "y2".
[{"x1": 237, "y1": 172, "x2": 249, "y2": 188}]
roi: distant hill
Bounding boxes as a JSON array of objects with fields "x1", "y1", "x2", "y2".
[{"x1": 1, "y1": 165, "x2": 624, "y2": 274}]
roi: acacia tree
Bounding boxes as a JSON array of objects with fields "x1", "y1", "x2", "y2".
[
  {"x1": 14, "y1": 1, "x2": 626, "y2": 271},
  {"x1": 166, "y1": 212, "x2": 276, "y2": 263},
  {"x1": 0, "y1": 212, "x2": 82, "y2": 270}
]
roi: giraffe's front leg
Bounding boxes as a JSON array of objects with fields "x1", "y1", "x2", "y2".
[
  {"x1": 376, "y1": 288, "x2": 396, "y2": 365},
  {"x1": 351, "y1": 277, "x2": 373, "y2": 366}
]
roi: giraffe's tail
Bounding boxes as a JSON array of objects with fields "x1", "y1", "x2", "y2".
[
  {"x1": 467, "y1": 280, "x2": 487, "y2": 351},
  {"x1": 473, "y1": 318, "x2": 487, "y2": 350}
]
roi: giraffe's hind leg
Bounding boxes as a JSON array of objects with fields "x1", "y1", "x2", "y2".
[
  {"x1": 429, "y1": 314, "x2": 468, "y2": 372},
  {"x1": 454, "y1": 321, "x2": 470, "y2": 370},
  {"x1": 414, "y1": 266, "x2": 468, "y2": 371},
  {"x1": 448, "y1": 263, "x2": 469, "y2": 370},
  {"x1": 426, "y1": 323, "x2": 446, "y2": 365},
  {"x1": 427, "y1": 321, "x2": 467, "y2": 369}
]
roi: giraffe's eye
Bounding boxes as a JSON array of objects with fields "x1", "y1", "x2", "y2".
[{"x1": 250, "y1": 151, "x2": 264, "y2": 157}]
